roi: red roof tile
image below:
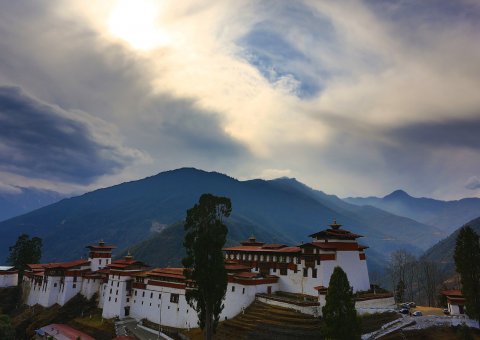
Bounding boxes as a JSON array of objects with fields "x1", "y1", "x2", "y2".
[
  {"x1": 43, "y1": 259, "x2": 90, "y2": 269},
  {"x1": 442, "y1": 290, "x2": 463, "y2": 297}
]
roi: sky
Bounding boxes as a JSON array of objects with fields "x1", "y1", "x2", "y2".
[{"x1": 1, "y1": 0, "x2": 480, "y2": 200}]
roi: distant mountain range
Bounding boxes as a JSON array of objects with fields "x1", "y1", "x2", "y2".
[
  {"x1": 0, "y1": 187, "x2": 63, "y2": 222},
  {"x1": 344, "y1": 190, "x2": 480, "y2": 234},
  {"x1": 423, "y1": 216, "x2": 480, "y2": 274},
  {"x1": 0, "y1": 168, "x2": 444, "y2": 274}
]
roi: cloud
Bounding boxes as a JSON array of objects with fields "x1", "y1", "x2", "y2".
[
  {"x1": 0, "y1": 182, "x2": 22, "y2": 195},
  {"x1": 0, "y1": 86, "x2": 148, "y2": 185},
  {"x1": 466, "y1": 177, "x2": 480, "y2": 190},
  {"x1": 1, "y1": 1, "x2": 480, "y2": 199}
]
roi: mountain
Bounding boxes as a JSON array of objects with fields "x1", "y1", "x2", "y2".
[
  {"x1": 344, "y1": 190, "x2": 480, "y2": 233},
  {"x1": 0, "y1": 187, "x2": 64, "y2": 222},
  {"x1": 422, "y1": 216, "x2": 480, "y2": 274},
  {"x1": 0, "y1": 168, "x2": 442, "y2": 271}
]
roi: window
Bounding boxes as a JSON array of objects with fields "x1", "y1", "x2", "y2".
[
  {"x1": 73, "y1": 283, "x2": 76, "y2": 288},
  {"x1": 296, "y1": 257, "x2": 301, "y2": 264},
  {"x1": 135, "y1": 290, "x2": 137, "y2": 296},
  {"x1": 280, "y1": 268, "x2": 287, "y2": 276},
  {"x1": 170, "y1": 293, "x2": 179, "y2": 303},
  {"x1": 110, "y1": 288, "x2": 112, "y2": 294},
  {"x1": 303, "y1": 268, "x2": 308, "y2": 277},
  {"x1": 115, "y1": 298, "x2": 117, "y2": 302},
  {"x1": 54, "y1": 283, "x2": 57, "y2": 287},
  {"x1": 127, "y1": 298, "x2": 129, "y2": 302},
  {"x1": 312, "y1": 268, "x2": 317, "y2": 278},
  {"x1": 99, "y1": 259, "x2": 102, "y2": 265},
  {"x1": 150, "y1": 292, "x2": 153, "y2": 298},
  {"x1": 116, "y1": 290, "x2": 118, "y2": 295},
  {"x1": 111, "y1": 281, "x2": 113, "y2": 286},
  {"x1": 109, "y1": 297, "x2": 111, "y2": 301},
  {"x1": 142, "y1": 292, "x2": 145, "y2": 297},
  {"x1": 117, "y1": 282, "x2": 119, "y2": 287},
  {"x1": 231, "y1": 285, "x2": 235, "y2": 292},
  {"x1": 159, "y1": 293, "x2": 161, "y2": 299},
  {"x1": 242, "y1": 288, "x2": 245, "y2": 294}
]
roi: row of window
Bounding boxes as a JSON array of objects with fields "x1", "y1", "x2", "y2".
[{"x1": 226, "y1": 253, "x2": 301, "y2": 263}]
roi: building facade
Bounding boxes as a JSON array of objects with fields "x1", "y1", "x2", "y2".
[
  {"x1": 0, "y1": 266, "x2": 18, "y2": 287},
  {"x1": 23, "y1": 220, "x2": 379, "y2": 329}
]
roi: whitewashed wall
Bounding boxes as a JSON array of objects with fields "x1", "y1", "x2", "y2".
[{"x1": 0, "y1": 273, "x2": 18, "y2": 287}]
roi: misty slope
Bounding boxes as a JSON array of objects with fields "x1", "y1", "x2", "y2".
[
  {"x1": 268, "y1": 178, "x2": 444, "y2": 252},
  {"x1": 0, "y1": 187, "x2": 63, "y2": 222},
  {"x1": 0, "y1": 168, "x2": 441, "y2": 267},
  {"x1": 345, "y1": 190, "x2": 480, "y2": 233},
  {"x1": 423, "y1": 216, "x2": 480, "y2": 274}
]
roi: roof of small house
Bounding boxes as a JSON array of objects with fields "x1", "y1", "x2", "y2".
[{"x1": 36, "y1": 323, "x2": 94, "y2": 340}]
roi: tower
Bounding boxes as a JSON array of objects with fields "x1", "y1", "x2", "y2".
[{"x1": 86, "y1": 240, "x2": 115, "y2": 272}]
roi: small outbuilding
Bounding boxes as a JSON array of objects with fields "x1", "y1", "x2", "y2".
[
  {"x1": 442, "y1": 290, "x2": 466, "y2": 315},
  {"x1": 0, "y1": 266, "x2": 18, "y2": 287}
]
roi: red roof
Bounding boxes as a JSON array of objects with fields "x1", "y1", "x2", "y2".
[
  {"x1": 309, "y1": 228, "x2": 363, "y2": 240},
  {"x1": 27, "y1": 263, "x2": 45, "y2": 271},
  {"x1": 234, "y1": 272, "x2": 260, "y2": 278},
  {"x1": 225, "y1": 264, "x2": 252, "y2": 271},
  {"x1": 442, "y1": 290, "x2": 463, "y2": 297},
  {"x1": 43, "y1": 259, "x2": 90, "y2": 269},
  {"x1": 107, "y1": 259, "x2": 146, "y2": 269},
  {"x1": 38, "y1": 323, "x2": 94, "y2": 340},
  {"x1": 86, "y1": 244, "x2": 116, "y2": 250},
  {"x1": 28, "y1": 260, "x2": 90, "y2": 270},
  {"x1": 146, "y1": 268, "x2": 186, "y2": 280},
  {"x1": 313, "y1": 285, "x2": 327, "y2": 291}
]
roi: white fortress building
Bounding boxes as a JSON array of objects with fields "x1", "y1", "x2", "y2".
[
  {"x1": 0, "y1": 266, "x2": 18, "y2": 287},
  {"x1": 22, "y1": 220, "x2": 393, "y2": 329}
]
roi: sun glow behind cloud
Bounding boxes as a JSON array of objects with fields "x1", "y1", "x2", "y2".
[
  {"x1": 107, "y1": 0, "x2": 171, "y2": 50},
  {"x1": 2, "y1": 0, "x2": 480, "y2": 199}
]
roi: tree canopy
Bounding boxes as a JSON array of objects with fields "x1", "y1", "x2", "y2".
[
  {"x1": 454, "y1": 225, "x2": 480, "y2": 324},
  {"x1": 182, "y1": 193, "x2": 231, "y2": 340},
  {"x1": 0, "y1": 314, "x2": 15, "y2": 340},
  {"x1": 7, "y1": 234, "x2": 42, "y2": 282},
  {"x1": 322, "y1": 266, "x2": 361, "y2": 340}
]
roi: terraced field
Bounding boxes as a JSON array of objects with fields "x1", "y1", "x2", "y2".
[{"x1": 213, "y1": 301, "x2": 323, "y2": 339}]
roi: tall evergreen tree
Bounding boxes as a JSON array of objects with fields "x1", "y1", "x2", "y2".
[
  {"x1": 322, "y1": 266, "x2": 361, "y2": 340},
  {"x1": 7, "y1": 234, "x2": 42, "y2": 283},
  {"x1": 182, "y1": 194, "x2": 231, "y2": 340},
  {"x1": 454, "y1": 226, "x2": 480, "y2": 325}
]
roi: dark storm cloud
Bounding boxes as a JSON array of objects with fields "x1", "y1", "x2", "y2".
[
  {"x1": 0, "y1": 86, "x2": 144, "y2": 184},
  {"x1": 148, "y1": 97, "x2": 247, "y2": 159},
  {"x1": 389, "y1": 117, "x2": 480, "y2": 150}
]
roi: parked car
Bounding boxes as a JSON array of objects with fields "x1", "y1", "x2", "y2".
[
  {"x1": 412, "y1": 311, "x2": 423, "y2": 316},
  {"x1": 443, "y1": 308, "x2": 450, "y2": 315},
  {"x1": 407, "y1": 302, "x2": 416, "y2": 308},
  {"x1": 399, "y1": 308, "x2": 409, "y2": 314},
  {"x1": 401, "y1": 303, "x2": 410, "y2": 309}
]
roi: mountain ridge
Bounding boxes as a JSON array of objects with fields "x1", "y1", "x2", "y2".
[
  {"x1": 344, "y1": 190, "x2": 480, "y2": 233},
  {"x1": 0, "y1": 168, "x2": 442, "y2": 271}
]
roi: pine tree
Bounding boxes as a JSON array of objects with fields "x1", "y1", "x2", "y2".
[
  {"x1": 322, "y1": 266, "x2": 361, "y2": 340},
  {"x1": 7, "y1": 234, "x2": 42, "y2": 283},
  {"x1": 182, "y1": 194, "x2": 231, "y2": 340},
  {"x1": 454, "y1": 226, "x2": 480, "y2": 325}
]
